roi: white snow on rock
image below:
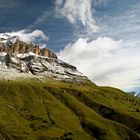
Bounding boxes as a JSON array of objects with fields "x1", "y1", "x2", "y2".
[{"x1": 0, "y1": 35, "x2": 89, "y2": 82}]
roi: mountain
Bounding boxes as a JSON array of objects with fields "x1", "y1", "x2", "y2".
[
  {"x1": 0, "y1": 79, "x2": 140, "y2": 140},
  {"x1": 136, "y1": 93, "x2": 140, "y2": 97},
  {"x1": 133, "y1": 92, "x2": 140, "y2": 98},
  {"x1": 127, "y1": 88, "x2": 140, "y2": 98},
  {"x1": 130, "y1": 92, "x2": 140, "y2": 98},
  {"x1": 0, "y1": 35, "x2": 140, "y2": 140},
  {"x1": 0, "y1": 35, "x2": 88, "y2": 83}
]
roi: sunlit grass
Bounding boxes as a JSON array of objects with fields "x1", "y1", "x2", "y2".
[{"x1": 0, "y1": 78, "x2": 139, "y2": 139}]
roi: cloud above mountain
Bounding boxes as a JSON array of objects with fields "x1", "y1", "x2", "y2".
[
  {"x1": 58, "y1": 37, "x2": 140, "y2": 89},
  {"x1": 0, "y1": 29, "x2": 48, "y2": 43},
  {"x1": 55, "y1": 0, "x2": 99, "y2": 32}
]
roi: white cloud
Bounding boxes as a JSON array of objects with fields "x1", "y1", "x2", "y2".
[
  {"x1": 35, "y1": 11, "x2": 48, "y2": 24},
  {"x1": 55, "y1": 0, "x2": 63, "y2": 5},
  {"x1": 0, "y1": 29, "x2": 48, "y2": 43},
  {"x1": 55, "y1": 0, "x2": 99, "y2": 32},
  {"x1": 57, "y1": 37, "x2": 140, "y2": 89}
]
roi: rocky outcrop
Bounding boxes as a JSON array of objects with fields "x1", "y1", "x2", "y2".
[
  {"x1": 0, "y1": 43, "x2": 4, "y2": 53},
  {"x1": 0, "y1": 37, "x2": 89, "y2": 83},
  {"x1": 41, "y1": 48, "x2": 57, "y2": 58},
  {"x1": 5, "y1": 52, "x2": 29, "y2": 72},
  {"x1": 0, "y1": 39, "x2": 57, "y2": 59},
  {"x1": 0, "y1": 52, "x2": 89, "y2": 83}
]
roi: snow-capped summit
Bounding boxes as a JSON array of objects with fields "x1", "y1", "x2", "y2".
[
  {"x1": 0, "y1": 34, "x2": 19, "y2": 44},
  {"x1": 0, "y1": 36, "x2": 89, "y2": 82},
  {"x1": 0, "y1": 33, "x2": 11, "y2": 39}
]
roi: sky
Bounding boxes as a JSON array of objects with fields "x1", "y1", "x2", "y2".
[{"x1": 0, "y1": 0, "x2": 140, "y2": 91}]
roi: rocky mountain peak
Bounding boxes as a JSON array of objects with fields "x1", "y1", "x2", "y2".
[
  {"x1": 0, "y1": 38, "x2": 57, "y2": 59},
  {"x1": 0, "y1": 36, "x2": 89, "y2": 83}
]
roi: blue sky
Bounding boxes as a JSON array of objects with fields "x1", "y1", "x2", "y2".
[{"x1": 0, "y1": 0, "x2": 140, "y2": 90}]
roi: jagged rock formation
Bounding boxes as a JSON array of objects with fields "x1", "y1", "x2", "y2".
[
  {"x1": 0, "y1": 39, "x2": 57, "y2": 59},
  {"x1": 0, "y1": 36, "x2": 89, "y2": 82}
]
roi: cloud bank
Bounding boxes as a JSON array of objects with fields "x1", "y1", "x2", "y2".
[
  {"x1": 55, "y1": 0, "x2": 99, "y2": 32},
  {"x1": 0, "y1": 29, "x2": 48, "y2": 43},
  {"x1": 58, "y1": 37, "x2": 140, "y2": 89}
]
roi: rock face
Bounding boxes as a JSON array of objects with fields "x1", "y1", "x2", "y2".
[
  {"x1": 0, "y1": 39, "x2": 57, "y2": 59},
  {"x1": 5, "y1": 52, "x2": 29, "y2": 73},
  {"x1": 0, "y1": 37, "x2": 89, "y2": 83}
]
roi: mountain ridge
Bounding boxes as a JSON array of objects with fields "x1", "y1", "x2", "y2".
[
  {"x1": 0, "y1": 36, "x2": 57, "y2": 58},
  {"x1": 0, "y1": 36, "x2": 89, "y2": 83}
]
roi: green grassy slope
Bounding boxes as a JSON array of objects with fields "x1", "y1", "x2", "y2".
[{"x1": 0, "y1": 78, "x2": 140, "y2": 140}]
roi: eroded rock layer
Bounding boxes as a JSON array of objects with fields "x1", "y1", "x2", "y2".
[
  {"x1": 0, "y1": 39, "x2": 57, "y2": 59},
  {"x1": 0, "y1": 38, "x2": 89, "y2": 83}
]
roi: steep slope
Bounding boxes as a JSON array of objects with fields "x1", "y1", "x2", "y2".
[{"x1": 0, "y1": 79, "x2": 140, "y2": 140}]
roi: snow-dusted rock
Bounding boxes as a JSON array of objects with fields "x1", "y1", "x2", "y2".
[
  {"x1": 0, "y1": 35, "x2": 89, "y2": 83},
  {"x1": 0, "y1": 52, "x2": 88, "y2": 82}
]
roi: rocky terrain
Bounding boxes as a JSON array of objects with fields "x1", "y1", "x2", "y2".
[
  {"x1": 0, "y1": 35, "x2": 88, "y2": 82},
  {"x1": 0, "y1": 36, "x2": 57, "y2": 58}
]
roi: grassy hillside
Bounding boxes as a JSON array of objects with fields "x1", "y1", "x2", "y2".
[{"x1": 0, "y1": 78, "x2": 140, "y2": 140}]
